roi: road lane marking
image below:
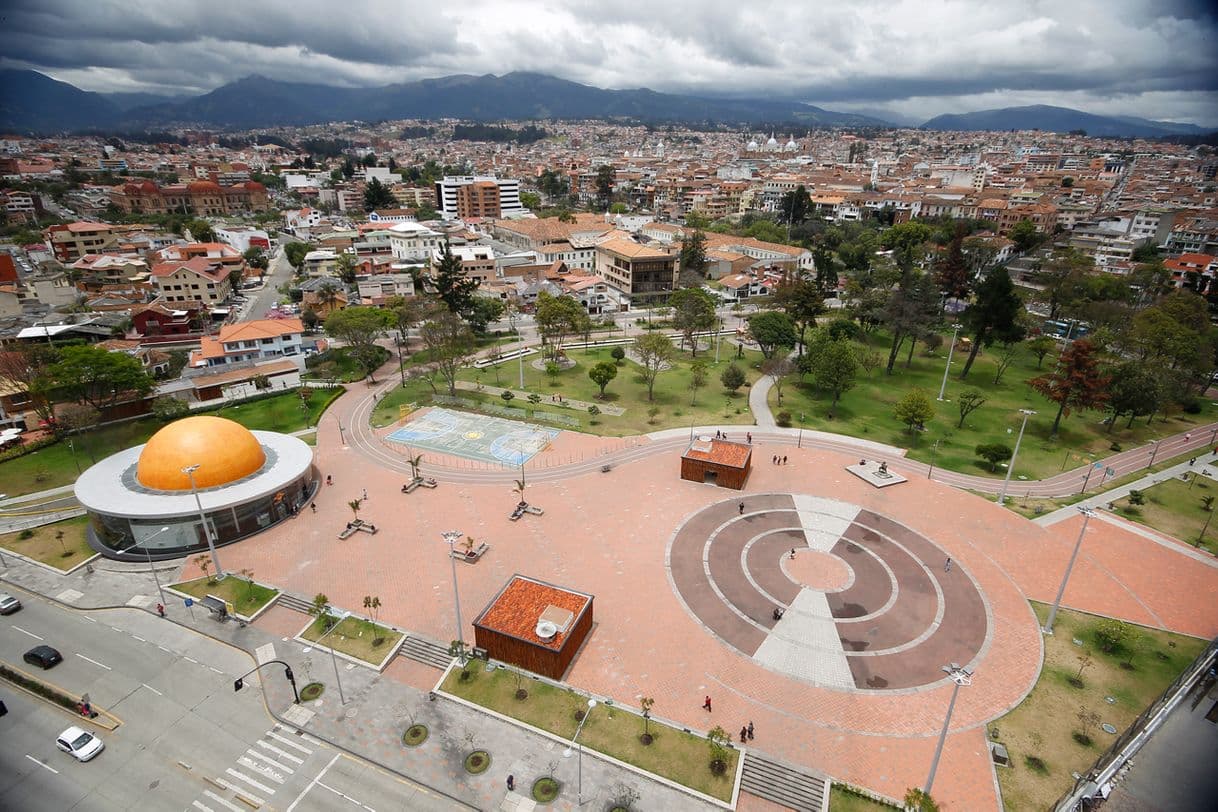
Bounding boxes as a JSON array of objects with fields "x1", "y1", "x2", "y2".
[
  {"x1": 141, "y1": 683, "x2": 163, "y2": 696},
  {"x1": 201, "y1": 791, "x2": 242, "y2": 812},
  {"x1": 157, "y1": 645, "x2": 170, "y2": 652},
  {"x1": 255, "y1": 740, "x2": 304, "y2": 765},
  {"x1": 225, "y1": 767, "x2": 276, "y2": 795},
  {"x1": 243, "y1": 748, "x2": 295, "y2": 773},
  {"x1": 237, "y1": 756, "x2": 287, "y2": 784},
  {"x1": 82, "y1": 617, "x2": 96, "y2": 623},
  {"x1": 75, "y1": 653, "x2": 111, "y2": 670},
  {"x1": 208, "y1": 666, "x2": 223, "y2": 674},
  {"x1": 184, "y1": 656, "x2": 198, "y2": 663},
  {"x1": 268, "y1": 731, "x2": 313, "y2": 754},
  {"x1": 285, "y1": 752, "x2": 341, "y2": 812},
  {"x1": 316, "y1": 781, "x2": 376, "y2": 811},
  {"x1": 191, "y1": 801, "x2": 215, "y2": 812},
  {"x1": 12, "y1": 625, "x2": 42, "y2": 640},
  {"x1": 24, "y1": 755, "x2": 59, "y2": 774},
  {"x1": 214, "y1": 779, "x2": 264, "y2": 806},
  {"x1": 132, "y1": 635, "x2": 145, "y2": 642}
]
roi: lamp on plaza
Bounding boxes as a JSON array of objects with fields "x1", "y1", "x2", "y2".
[
  {"x1": 120, "y1": 525, "x2": 171, "y2": 607},
  {"x1": 1043, "y1": 506, "x2": 1095, "y2": 635},
  {"x1": 563, "y1": 698, "x2": 598, "y2": 805},
  {"x1": 305, "y1": 605, "x2": 348, "y2": 705},
  {"x1": 1146, "y1": 439, "x2": 1161, "y2": 470},
  {"x1": 996, "y1": 409, "x2": 1036, "y2": 506},
  {"x1": 936, "y1": 323, "x2": 964, "y2": 402},
  {"x1": 181, "y1": 464, "x2": 224, "y2": 578},
  {"x1": 442, "y1": 529, "x2": 466, "y2": 663},
  {"x1": 923, "y1": 663, "x2": 972, "y2": 798},
  {"x1": 337, "y1": 422, "x2": 347, "y2": 446}
]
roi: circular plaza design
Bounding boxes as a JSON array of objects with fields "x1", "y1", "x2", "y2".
[
  {"x1": 667, "y1": 493, "x2": 988, "y2": 691},
  {"x1": 74, "y1": 415, "x2": 316, "y2": 561}
]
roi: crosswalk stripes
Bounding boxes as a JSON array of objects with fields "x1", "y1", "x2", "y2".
[{"x1": 187, "y1": 725, "x2": 315, "y2": 811}]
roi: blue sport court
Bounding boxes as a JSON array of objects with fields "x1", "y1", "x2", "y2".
[{"x1": 386, "y1": 407, "x2": 558, "y2": 465}]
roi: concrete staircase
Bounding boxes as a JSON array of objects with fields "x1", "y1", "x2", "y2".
[
  {"x1": 740, "y1": 752, "x2": 829, "y2": 812},
  {"x1": 397, "y1": 636, "x2": 453, "y2": 669},
  {"x1": 276, "y1": 592, "x2": 315, "y2": 614}
]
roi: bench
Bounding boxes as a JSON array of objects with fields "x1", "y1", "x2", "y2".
[
  {"x1": 523, "y1": 504, "x2": 544, "y2": 516},
  {"x1": 338, "y1": 520, "x2": 378, "y2": 539},
  {"x1": 451, "y1": 542, "x2": 489, "y2": 563},
  {"x1": 510, "y1": 502, "x2": 527, "y2": 521}
]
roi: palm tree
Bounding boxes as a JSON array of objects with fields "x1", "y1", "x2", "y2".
[
  {"x1": 317, "y1": 283, "x2": 339, "y2": 315},
  {"x1": 408, "y1": 453, "x2": 423, "y2": 481},
  {"x1": 513, "y1": 478, "x2": 526, "y2": 506},
  {"x1": 348, "y1": 498, "x2": 363, "y2": 522}
]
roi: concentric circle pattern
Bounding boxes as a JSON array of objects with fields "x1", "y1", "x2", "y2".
[{"x1": 667, "y1": 494, "x2": 987, "y2": 691}]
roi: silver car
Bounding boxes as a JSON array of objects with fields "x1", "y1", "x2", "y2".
[
  {"x1": 0, "y1": 592, "x2": 20, "y2": 614},
  {"x1": 56, "y1": 727, "x2": 104, "y2": 762}
]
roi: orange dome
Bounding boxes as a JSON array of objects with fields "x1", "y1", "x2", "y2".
[{"x1": 136, "y1": 416, "x2": 266, "y2": 491}]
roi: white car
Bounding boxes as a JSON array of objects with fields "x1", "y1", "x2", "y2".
[
  {"x1": 56, "y1": 727, "x2": 104, "y2": 762},
  {"x1": 0, "y1": 591, "x2": 20, "y2": 614}
]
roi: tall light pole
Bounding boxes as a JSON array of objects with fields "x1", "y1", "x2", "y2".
[
  {"x1": 936, "y1": 323, "x2": 963, "y2": 401},
  {"x1": 1146, "y1": 439, "x2": 1161, "y2": 470},
  {"x1": 123, "y1": 525, "x2": 172, "y2": 607},
  {"x1": 563, "y1": 698, "x2": 598, "y2": 805},
  {"x1": 997, "y1": 409, "x2": 1036, "y2": 506},
  {"x1": 924, "y1": 664, "x2": 972, "y2": 798},
  {"x1": 442, "y1": 530, "x2": 465, "y2": 663},
  {"x1": 308, "y1": 608, "x2": 348, "y2": 704},
  {"x1": 337, "y1": 422, "x2": 346, "y2": 446},
  {"x1": 1043, "y1": 506, "x2": 1095, "y2": 635},
  {"x1": 182, "y1": 464, "x2": 223, "y2": 577}
]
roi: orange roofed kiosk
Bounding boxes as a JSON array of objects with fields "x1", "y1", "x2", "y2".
[
  {"x1": 681, "y1": 436, "x2": 752, "y2": 489},
  {"x1": 472, "y1": 575, "x2": 594, "y2": 680}
]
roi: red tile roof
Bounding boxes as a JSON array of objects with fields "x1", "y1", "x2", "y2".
[
  {"x1": 683, "y1": 438, "x2": 751, "y2": 468},
  {"x1": 475, "y1": 575, "x2": 591, "y2": 652}
]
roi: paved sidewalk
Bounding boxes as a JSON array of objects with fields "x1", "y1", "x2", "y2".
[{"x1": 0, "y1": 554, "x2": 723, "y2": 812}]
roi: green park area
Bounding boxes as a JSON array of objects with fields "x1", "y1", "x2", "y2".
[
  {"x1": 992, "y1": 603, "x2": 1205, "y2": 811},
  {"x1": 170, "y1": 573, "x2": 280, "y2": 617},
  {"x1": 0, "y1": 387, "x2": 341, "y2": 497},
  {"x1": 304, "y1": 345, "x2": 391, "y2": 383},
  {"x1": 0, "y1": 515, "x2": 93, "y2": 570},
  {"x1": 373, "y1": 343, "x2": 767, "y2": 436},
  {"x1": 300, "y1": 615, "x2": 403, "y2": 665},
  {"x1": 443, "y1": 664, "x2": 739, "y2": 802},
  {"x1": 1109, "y1": 473, "x2": 1218, "y2": 555},
  {"x1": 829, "y1": 785, "x2": 899, "y2": 811},
  {"x1": 774, "y1": 328, "x2": 1217, "y2": 482}
]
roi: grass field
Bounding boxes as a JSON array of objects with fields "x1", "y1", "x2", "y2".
[
  {"x1": 303, "y1": 346, "x2": 391, "y2": 382},
  {"x1": 773, "y1": 330, "x2": 1217, "y2": 481},
  {"x1": 170, "y1": 574, "x2": 279, "y2": 617},
  {"x1": 373, "y1": 344, "x2": 767, "y2": 436},
  {"x1": 0, "y1": 515, "x2": 93, "y2": 570},
  {"x1": 829, "y1": 785, "x2": 899, "y2": 811},
  {"x1": 442, "y1": 665, "x2": 738, "y2": 801},
  {"x1": 1109, "y1": 474, "x2": 1218, "y2": 554},
  {"x1": 992, "y1": 603, "x2": 1205, "y2": 811},
  {"x1": 300, "y1": 615, "x2": 403, "y2": 665}
]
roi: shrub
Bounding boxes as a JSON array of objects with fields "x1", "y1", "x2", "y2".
[
  {"x1": 1024, "y1": 755, "x2": 1049, "y2": 774},
  {"x1": 1181, "y1": 397, "x2": 1202, "y2": 414},
  {"x1": 18, "y1": 529, "x2": 34, "y2": 540},
  {"x1": 826, "y1": 319, "x2": 863, "y2": 342},
  {"x1": 500, "y1": 390, "x2": 515, "y2": 403},
  {"x1": 975, "y1": 443, "x2": 1013, "y2": 472},
  {"x1": 776, "y1": 411, "x2": 792, "y2": 427},
  {"x1": 610, "y1": 346, "x2": 626, "y2": 363},
  {"x1": 1094, "y1": 618, "x2": 1131, "y2": 654},
  {"x1": 1109, "y1": 441, "x2": 1122, "y2": 452},
  {"x1": 1127, "y1": 489, "x2": 1145, "y2": 506}
]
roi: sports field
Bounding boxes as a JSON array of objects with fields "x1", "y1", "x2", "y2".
[{"x1": 385, "y1": 407, "x2": 557, "y2": 465}]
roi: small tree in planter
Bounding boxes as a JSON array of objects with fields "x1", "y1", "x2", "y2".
[
  {"x1": 639, "y1": 696, "x2": 655, "y2": 745},
  {"x1": 904, "y1": 787, "x2": 940, "y2": 811},
  {"x1": 1074, "y1": 706, "x2": 1101, "y2": 747},
  {"x1": 449, "y1": 640, "x2": 470, "y2": 672},
  {"x1": 239, "y1": 567, "x2": 257, "y2": 603},
  {"x1": 1070, "y1": 653, "x2": 1093, "y2": 688},
  {"x1": 310, "y1": 593, "x2": 334, "y2": 631},
  {"x1": 363, "y1": 595, "x2": 384, "y2": 645},
  {"x1": 55, "y1": 529, "x2": 71, "y2": 558},
  {"x1": 707, "y1": 725, "x2": 731, "y2": 775},
  {"x1": 512, "y1": 667, "x2": 529, "y2": 701},
  {"x1": 610, "y1": 782, "x2": 641, "y2": 812},
  {"x1": 528, "y1": 393, "x2": 541, "y2": 405},
  {"x1": 500, "y1": 390, "x2": 514, "y2": 405},
  {"x1": 348, "y1": 498, "x2": 363, "y2": 523},
  {"x1": 194, "y1": 554, "x2": 215, "y2": 585},
  {"x1": 532, "y1": 761, "x2": 561, "y2": 802},
  {"x1": 401, "y1": 705, "x2": 429, "y2": 746},
  {"x1": 462, "y1": 728, "x2": 491, "y2": 774},
  {"x1": 407, "y1": 453, "x2": 423, "y2": 481}
]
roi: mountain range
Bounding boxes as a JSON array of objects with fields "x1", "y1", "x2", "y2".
[{"x1": 0, "y1": 69, "x2": 1212, "y2": 138}]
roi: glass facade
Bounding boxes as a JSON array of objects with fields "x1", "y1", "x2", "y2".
[{"x1": 89, "y1": 468, "x2": 316, "y2": 561}]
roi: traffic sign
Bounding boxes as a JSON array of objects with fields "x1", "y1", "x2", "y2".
[{"x1": 184, "y1": 597, "x2": 194, "y2": 607}]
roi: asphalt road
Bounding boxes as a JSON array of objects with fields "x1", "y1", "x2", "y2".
[
  {"x1": 0, "y1": 593, "x2": 451, "y2": 811},
  {"x1": 239, "y1": 242, "x2": 296, "y2": 323}
]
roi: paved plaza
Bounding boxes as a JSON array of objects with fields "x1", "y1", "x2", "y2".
[{"x1": 153, "y1": 379, "x2": 1218, "y2": 809}]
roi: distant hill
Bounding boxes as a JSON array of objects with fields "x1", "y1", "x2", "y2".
[
  {"x1": 920, "y1": 104, "x2": 1211, "y2": 138},
  {"x1": 102, "y1": 90, "x2": 183, "y2": 112},
  {"x1": 0, "y1": 69, "x2": 891, "y2": 132}
]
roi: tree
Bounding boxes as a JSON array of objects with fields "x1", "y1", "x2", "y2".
[
  {"x1": 720, "y1": 363, "x2": 746, "y2": 393},
  {"x1": 1029, "y1": 338, "x2": 1111, "y2": 438},
  {"x1": 348, "y1": 498, "x2": 363, "y2": 521},
  {"x1": 779, "y1": 185, "x2": 811, "y2": 225},
  {"x1": 1027, "y1": 335, "x2": 1057, "y2": 368},
  {"x1": 688, "y1": 361, "x2": 708, "y2": 405},
  {"x1": 284, "y1": 241, "x2": 309, "y2": 269},
  {"x1": 894, "y1": 388, "x2": 935, "y2": 434},
  {"x1": 956, "y1": 389, "x2": 986, "y2": 428},
  {"x1": 1105, "y1": 361, "x2": 1161, "y2": 430},
  {"x1": 1009, "y1": 218, "x2": 1040, "y2": 252},
  {"x1": 935, "y1": 224, "x2": 972, "y2": 302},
  {"x1": 519, "y1": 191, "x2": 541, "y2": 209},
  {"x1": 194, "y1": 555, "x2": 214, "y2": 585},
  {"x1": 669, "y1": 287, "x2": 717, "y2": 356},
  {"x1": 595, "y1": 164, "x2": 615, "y2": 209},
  {"x1": 810, "y1": 340, "x2": 858, "y2": 417},
  {"x1": 633, "y1": 333, "x2": 675, "y2": 401},
  {"x1": 992, "y1": 341, "x2": 1021, "y2": 385},
  {"x1": 243, "y1": 246, "x2": 269, "y2": 271},
  {"x1": 679, "y1": 229, "x2": 708, "y2": 281},
  {"x1": 975, "y1": 442, "x2": 1013, "y2": 472},
  {"x1": 903, "y1": 787, "x2": 940, "y2": 812},
  {"x1": 763, "y1": 356, "x2": 794, "y2": 405},
  {"x1": 363, "y1": 177, "x2": 395, "y2": 211},
  {"x1": 324, "y1": 306, "x2": 391, "y2": 382},
  {"x1": 534, "y1": 291, "x2": 591, "y2": 361},
  {"x1": 152, "y1": 395, "x2": 190, "y2": 422},
  {"x1": 747, "y1": 311, "x2": 797, "y2": 359},
  {"x1": 773, "y1": 277, "x2": 824, "y2": 355},
  {"x1": 334, "y1": 251, "x2": 358, "y2": 285},
  {"x1": 430, "y1": 241, "x2": 480, "y2": 316},
  {"x1": 882, "y1": 272, "x2": 941, "y2": 373},
  {"x1": 419, "y1": 310, "x2": 475, "y2": 395},
  {"x1": 310, "y1": 593, "x2": 333, "y2": 629},
  {"x1": 588, "y1": 361, "x2": 618, "y2": 397},
  {"x1": 301, "y1": 308, "x2": 320, "y2": 331},
  {"x1": 464, "y1": 297, "x2": 505, "y2": 335},
  {"x1": 881, "y1": 222, "x2": 932, "y2": 274},
  {"x1": 639, "y1": 696, "x2": 655, "y2": 743},
  {"x1": 46, "y1": 345, "x2": 153, "y2": 413},
  {"x1": 185, "y1": 219, "x2": 215, "y2": 242},
  {"x1": 706, "y1": 725, "x2": 731, "y2": 775},
  {"x1": 958, "y1": 267, "x2": 1025, "y2": 379},
  {"x1": 1095, "y1": 618, "x2": 1131, "y2": 653},
  {"x1": 610, "y1": 346, "x2": 626, "y2": 364}
]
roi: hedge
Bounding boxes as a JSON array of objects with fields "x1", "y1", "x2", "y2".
[{"x1": 0, "y1": 662, "x2": 81, "y2": 712}]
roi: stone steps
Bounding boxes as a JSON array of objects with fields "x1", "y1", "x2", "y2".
[
  {"x1": 276, "y1": 593, "x2": 314, "y2": 614},
  {"x1": 397, "y1": 636, "x2": 452, "y2": 670},
  {"x1": 740, "y1": 752, "x2": 828, "y2": 812}
]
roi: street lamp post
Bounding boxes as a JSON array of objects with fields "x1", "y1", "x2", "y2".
[
  {"x1": 442, "y1": 530, "x2": 465, "y2": 663},
  {"x1": 311, "y1": 609, "x2": 348, "y2": 704},
  {"x1": 924, "y1": 664, "x2": 972, "y2": 798},
  {"x1": 337, "y1": 422, "x2": 347, "y2": 446},
  {"x1": 1043, "y1": 507, "x2": 1095, "y2": 634},
  {"x1": 563, "y1": 698, "x2": 598, "y2": 805},
  {"x1": 181, "y1": 465, "x2": 223, "y2": 577},
  {"x1": 1146, "y1": 439, "x2": 1161, "y2": 470},
  {"x1": 122, "y1": 525, "x2": 172, "y2": 607},
  {"x1": 937, "y1": 324, "x2": 963, "y2": 401},
  {"x1": 997, "y1": 409, "x2": 1036, "y2": 506}
]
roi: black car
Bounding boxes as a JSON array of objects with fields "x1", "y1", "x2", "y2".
[{"x1": 23, "y1": 645, "x2": 63, "y2": 669}]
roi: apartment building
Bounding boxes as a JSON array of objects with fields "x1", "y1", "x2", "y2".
[
  {"x1": 109, "y1": 180, "x2": 270, "y2": 215},
  {"x1": 434, "y1": 176, "x2": 524, "y2": 219},
  {"x1": 594, "y1": 238, "x2": 679, "y2": 305},
  {"x1": 151, "y1": 257, "x2": 236, "y2": 304},
  {"x1": 434, "y1": 244, "x2": 496, "y2": 284},
  {"x1": 45, "y1": 222, "x2": 118, "y2": 262},
  {"x1": 388, "y1": 220, "x2": 444, "y2": 262},
  {"x1": 189, "y1": 318, "x2": 305, "y2": 368}
]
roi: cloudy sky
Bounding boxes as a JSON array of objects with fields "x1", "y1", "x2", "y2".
[{"x1": 2, "y1": 0, "x2": 1216, "y2": 125}]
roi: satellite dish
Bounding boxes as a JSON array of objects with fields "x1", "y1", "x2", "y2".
[{"x1": 535, "y1": 620, "x2": 558, "y2": 640}]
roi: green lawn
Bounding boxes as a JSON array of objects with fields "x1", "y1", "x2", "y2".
[
  {"x1": 0, "y1": 515, "x2": 93, "y2": 570},
  {"x1": 0, "y1": 388, "x2": 340, "y2": 497},
  {"x1": 304, "y1": 346, "x2": 391, "y2": 382},
  {"x1": 1109, "y1": 474, "x2": 1218, "y2": 554},
  {"x1": 830, "y1": 785, "x2": 899, "y2": 811},
  {"x1": 992, "y1": 603, "x2": 1205, "y2": 811},
  {"x1": 300, "y1": 615, "x2": 403, "y2": 665},
  {"x1": 442, "y1": 665, "x2": 738, "y2": 801},
  {"x1": 171, "y1": 574, "x2": 279, "y2": 617},
  {"x1": 374, "y1": 344, "x2": 767, "y2": 436},
  {"x1": 773, "y1": 330, "x2": 1218, "y2": 481}
]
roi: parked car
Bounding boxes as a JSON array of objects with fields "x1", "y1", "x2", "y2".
[
  {"x1": 23, "y1": 645, "x2": 63, "y2": 669},
  {"x1": 55, "y1": 727, "x2": 104, "y2": 762},
  {"x1": 0, "y1": 592, "x2": 20, "y2": 614}
]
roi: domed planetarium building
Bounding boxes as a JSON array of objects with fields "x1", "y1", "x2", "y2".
[{"x1": 75, "y1": 415, "x2": 316, "y2": 561}]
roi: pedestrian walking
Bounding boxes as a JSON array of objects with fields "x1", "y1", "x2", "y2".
[
  {"x1": 747, "y1": 432, "x2": 753, "y2": 444},
  {"x1": 772, "y1": 454, "x2": 777, "y2": 464},
  {"x1": 156, "y1": 603, "x2": 165, "y2": 618},
  {"x1": 310, "y1": 503, "x2": 317, "y2": 514},
  {"x1": 944, "y1": 557, "x2": 953, "y2": 573},
  {"x1": 748, "y1": 721, "x2": 754, "y2": 740},
  {"x1": 1190, "y1": 458, "x2": 1196, "y2": 467},
  {"x1": 1186, "y1": 433, "x2": 1192, "y2": 442},
  {"x1": 361, "y1": 488, "x2": 367, "y2": 500},
  {"x1": 703, "y1": 695, "x2": 713, "y2": 711},
  {"x1": 739, "y1": 502, "x2": 745, "y2": 515},
  {"x1": 326, "y1": 475, "x2": 332, "y2": 486},
  {"x1": 507, "y1": 775, "x2": 515, "y2": 792},
  {"x1": 740, "y1": 726, "x2": 748, "y2": 743},
  {"x1": 790, "y1": 548, "x2": 796, "y2": 559},
  {"x1": 782, "y1": 455, "x2": 787, "y2": 465}
]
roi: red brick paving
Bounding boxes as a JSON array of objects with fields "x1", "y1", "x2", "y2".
[{"x1": 184, "y1": 389, "x2": 1218, "y2": 811}]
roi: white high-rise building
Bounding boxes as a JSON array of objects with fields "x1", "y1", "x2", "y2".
[{"x1": 434, "y1": 175, "x2": 524, "y2": 220}]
